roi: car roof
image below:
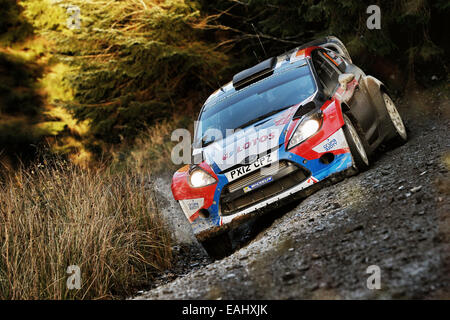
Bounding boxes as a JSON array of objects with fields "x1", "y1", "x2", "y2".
[{"x1": 203, "y1": 46, "x2": 316, "y2": 109}]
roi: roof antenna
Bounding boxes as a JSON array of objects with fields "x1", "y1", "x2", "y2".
[
  {"x1": 215, "y1": 78, "x2": 224, "y2": 92},
  {"x1": 252, "y1": 50, "x2": 260, "y2": 63},
  {"x1": 252, "y1": 23, "x2": 267, "y2": 58}
]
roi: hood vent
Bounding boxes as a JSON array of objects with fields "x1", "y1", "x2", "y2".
[{"x1": 232, "y1": 57, "x2": 276, "y2": 90}]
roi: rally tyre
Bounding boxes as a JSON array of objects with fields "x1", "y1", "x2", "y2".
[
  {"x1": 342, "y1": 113, "x2": 370, "y2": 171},
  {"x1": 199, "y1": 232, "x2": 233, "y2": 260},
  {"x1": 382, "y1": 92, "x2": 408, "y2": 145}
]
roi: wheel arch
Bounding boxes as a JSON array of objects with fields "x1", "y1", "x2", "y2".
[
  {"x1": 362, "y1": 75, "x2": 388, "y2": 97},
  {"x1": 360, "y1": 75, "x2": 400, "y2": 147}
]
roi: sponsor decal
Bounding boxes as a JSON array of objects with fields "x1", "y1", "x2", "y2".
[
  {"x1": 323, "y1": 138, "x2": 338, "y2": 151},
  {"x1": 179, "y1": 198, "x2": 204, "y2": 221},
  {"x1": 274, "y1": 108, "x2": 296, "y2": 126},
  {"x1": 225, "y1": 153, "x2": 278, "y2": 181},
  {"x1": 188, "y1": 202, "x2": 199, "y2": 211},
  {"x1": 312, "y1": 128, "x2": 349, "y2": 153},
  {"x1": 243, "y1": 176, "x2": 273, "y2": 193},
  {"x1": 306, "y1": 176, "x2": 318, "y2": 184},
  {"x1": 202, "y1": 125, "x2": 285, "y2": 171},
  {"x1": 221, "y1": 132, "x2": 276, "y2": 161}
]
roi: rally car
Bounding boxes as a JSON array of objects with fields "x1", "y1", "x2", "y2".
[{"x1": 171, "y1": 36, "x2": 407, "y2": 258}]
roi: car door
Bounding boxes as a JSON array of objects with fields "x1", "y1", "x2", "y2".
[{"x1": 313, "y1": 49, "x2": 379, "y2": 146}]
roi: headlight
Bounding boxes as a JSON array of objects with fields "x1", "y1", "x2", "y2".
[
  {"x1": 287, "y1": 114, "x2": 322, "y2": 149},
  {"x1": 189, "y1": 168, "x2": 217, "y2": 188}
]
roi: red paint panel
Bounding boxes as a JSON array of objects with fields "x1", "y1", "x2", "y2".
[
  {"x1": 188, "y1": 212, "x2": 199, "y2": 223},
  {"x1": 303, "y1": 46, "x2": 319, "y2": 58},
  {"x1": 287, "y1": 99, "x2": 345, "y2": 160},
  {"x1": 171, "y1": 162, "x2": 218, "y2": 213}
]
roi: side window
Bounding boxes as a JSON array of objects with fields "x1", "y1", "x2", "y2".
[
  {"x1": 312, "y1": 49, "x2": 341, "y2": 97},
  {"x1": 324, "y1": 49, "x2": 347, "y2": 72}
]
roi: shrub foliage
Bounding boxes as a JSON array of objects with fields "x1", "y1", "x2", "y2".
[{"x1": 0, "y1": 0, "x2": 448, "y2": 161}]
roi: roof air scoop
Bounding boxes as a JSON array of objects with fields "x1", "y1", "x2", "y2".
[{"x1": 232, "y1": 57, "x2": 276, "y2": 90}]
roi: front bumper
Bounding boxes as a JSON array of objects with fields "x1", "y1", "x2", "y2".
[
  {"x1": 173, "y1": 100, "x2": 354, "y2": 240},
  {"x1": 179, "y1": 130, "x2": 353, "y2": 240}
]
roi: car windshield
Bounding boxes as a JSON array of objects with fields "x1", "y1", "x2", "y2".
[{"x1": 196, "y1": 62, "x2": 316, "y2": 146}]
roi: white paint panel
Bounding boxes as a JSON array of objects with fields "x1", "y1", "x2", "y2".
[
  {"x1": 179, "y1": 198, "x2": 204, "y2": 220},
  {"x1": 312, "y1": 128, "x2": 349, "y2": 153}
]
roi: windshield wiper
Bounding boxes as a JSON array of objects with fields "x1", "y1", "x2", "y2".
[{"x1": 235, "y1": 105, "x2": 293, "y2": 130}]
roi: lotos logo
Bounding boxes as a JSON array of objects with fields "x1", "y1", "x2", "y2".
[{"x1": 222, "y1": 132, "x2": 276, "y2": 160}]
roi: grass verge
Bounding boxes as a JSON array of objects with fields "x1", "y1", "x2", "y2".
[{"x1": 0, "y1": 158, "x2": 172, "y2": 299}]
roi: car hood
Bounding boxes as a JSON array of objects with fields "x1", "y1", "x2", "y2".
[{"x1": 199, "y1": 104, "x2": 301, "y2": 173}]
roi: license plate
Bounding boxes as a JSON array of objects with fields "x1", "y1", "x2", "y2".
[{"x1": 225, "y1": 153, "x2": 277, "y2": 181}]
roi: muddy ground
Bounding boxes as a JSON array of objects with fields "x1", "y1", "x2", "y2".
[{"x1": 135, "y1": 87, "x2": 449, "y2": 300}]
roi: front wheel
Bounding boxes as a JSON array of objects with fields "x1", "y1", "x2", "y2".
[
  {"x1": 343, "y1": 114, "x2": 370, "y2": 171},
  {"x1": 382, "y1": 93, "x2": 408, "y2": 144}
]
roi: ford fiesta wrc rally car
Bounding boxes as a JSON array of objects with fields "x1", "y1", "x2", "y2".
[{"x1": 171, "y1": 37, "x2": 408, "y2": 258}]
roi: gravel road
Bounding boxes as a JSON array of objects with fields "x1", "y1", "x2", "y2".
[{"x1": 135, "y1": 88, "x2": 449, "y2": 300}]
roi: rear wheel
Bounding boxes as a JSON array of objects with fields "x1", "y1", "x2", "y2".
[
  {"x1": 343, "y1": 114, "x2": 370, "y2": 171},
  {"x1": 198, "y1": 232, "x2": 232, "y2": 260},
  {"x1": 382, "y1": 93, "x2": 408, "y2": 144}
]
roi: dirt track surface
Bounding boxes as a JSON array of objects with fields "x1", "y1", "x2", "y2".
[{"x1": 135, "y1": 88, "x2": 449, "y2": 300}]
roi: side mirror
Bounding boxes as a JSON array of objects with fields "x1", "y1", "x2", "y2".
[{"x1": 338, "y1": 73, "x2": 355, "y2": 90}]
